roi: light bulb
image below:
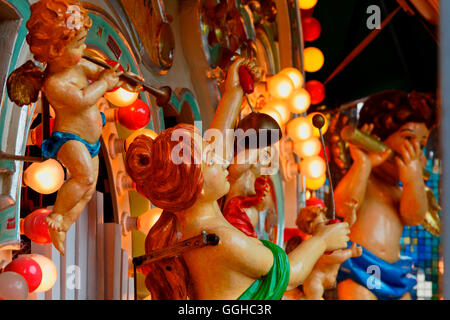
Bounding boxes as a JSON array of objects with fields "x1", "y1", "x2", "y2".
[
  {"x1": 23, "y1": 159, "x2": 65, "y2": 194},
  {"x1": 125, "y1": 128, "x2": 158, "y2": 151},
  {"x1": 307, "y1": 112, "x2": 328, "y2": 137},
  {"x1": 267, "y1": 74, "x2": 295, "y2": 100},
  {"x1": 137, "y1": 208, "x2": 163, "y2": 235},
  {"x1": 24, "y1": 254, "x2": 57, "y2": 293},
  {"x1": 293, "y1": 137, "x2": 321, "y2": 158},
  {"x1": 265, "y1": 100, "x2": 291, "y2": 124},
  {"x1": 305, "y1": 175, "x2": 326, "y2": 190},
  {"x1": 305, "y1": 80, "x2": 326, "y2": 105},
  {"x1": 287, "y1": 117, "x2": 313, "y2": 141},
  {"x1": 300, "y1": 156, "x2": 326, "y2": 179},
  {"x1": 299, "y1": 0, "x2": 318, "y2": 10},
  {"x1": 104, "y1": 88, "x2": 139, "y2": 107},
  {"x1": 279, "y1": 68, "x2": 304, "y2": 89},
  {"x1": 287, "y1": 88, "x2": 311, "y2": 114},
  {"x1": 20, "y1": 208, "x2": 52, "y2": 244},
  {"x1": 117, "y1": 99, "x2": 151, "y2": 130},
  {"x1": 302, "y1": 17, "x2": 322, "y2": 42},
  {"x1": 304, "y1": 47, "x2": 325, "y2": 73}
]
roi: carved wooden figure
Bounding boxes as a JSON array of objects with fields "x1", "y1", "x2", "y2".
[
  {"x1": 126, "y1": 57, "x2": 351, "y2": 300},
  {"x1": 24, "y1": 0, "x2": 139, "y2": 255}
]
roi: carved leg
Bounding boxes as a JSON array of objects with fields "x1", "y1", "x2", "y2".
[{"x1": 303, "y1": 274, "x2": 325, "y2": 300}]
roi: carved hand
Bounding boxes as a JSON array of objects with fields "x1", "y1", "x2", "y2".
[
  {"x1": 99, "y1": 63, "x2": 123, "y2": 91},
  {"x1": 395, "y1": 139, "x2": 424, "y2": 186},
  {"x1": 313, "y1": 222, "x2": 350, "y2": 252}
]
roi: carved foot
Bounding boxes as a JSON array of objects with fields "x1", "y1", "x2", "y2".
[
  {"x1": 46, "y1": 213, "x2": 65, "y2": 232},
  {"x1": 48, "y1": 227, "x2": 66, "y2": 256}
]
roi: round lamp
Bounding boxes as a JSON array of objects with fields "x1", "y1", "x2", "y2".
[
  {"x1": 137, "y1": 208, "x2": 163, "y2": 235},
  {"x1": 125, "y1": 128, "x2": 158, "y2": 151},
  {"x1": 304, "y1": 47, "x2": 325, "y2": 73},
  {"x1": 260, "y1": 107, "x2": 283, "y2": 128},
  {"x1": 293, "y1": 136, "x2": 321, "y2": 158},
  {"x1": 279, "y1": 67, "x2": 304, "y2": 89},
  {"x1": 302, "y1": 17, "x2": 321, "y2": 42},
  {"x1": 117, "y1": 99, "x2": 151, "y2": 130},
  {"x1": 287, "y1": 88, "x2": 311, "y2": 114},
  {"x1": 307, "y1": 112, "x2": 328, "y2": 137},
  {"x1": 24, "y1": 254, "x2": 57, "y2": 293},
  {"x1": 0, "y1": 272, "x2": 29, "y2": 300},
  {"x1": 104, "y1": 88, "x2": 139, "y2": 107},
  {"x1": 299, "y1": 0, "x2": 318, "y2": 10},
  {"x1": 4, "y1": 257, "x2": 42, "y2": 293},
  {"x1": 305, "y1": 80, "x2": 326, "y2": 105},
  {"x1": 20, "y1": 208, "x2": 52, "y2": 244},
  {"x1": 23, "y1": 159, "x2": 65, "y2": 195},
  {"x1": 287, "y1": 117, "x2": 313, "y2": 141},
  {"x1": 267, "y1": 74, "x2": 295, "y2": 100},
  {"x1": 300, "y1": 155, "x2": 326, "y2": 179},
  {"x1": 305, "y1": 174, "x2": 326, "y2": 190},
  {"x1": 265, "y1": 100, "x2": 291, "y2": 124}
]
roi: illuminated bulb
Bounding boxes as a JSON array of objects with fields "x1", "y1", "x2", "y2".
[
  {"x1": 279, "y1": 68, "x2": 304, "y2": 89},
  {"x1": 293, "y1": 137, "x2": 321, "y2": 158},
  {"x1": 267, "y1": 74, "x2": 295, "y2": 100},
  {"x1": 305, "y1": 190, "x2": 311, "y2": 200},
  {"x1": 125, "y1": 128, "x2": 158, "y2": 151},
  {"x1": 260, "y1": 107, "x2": 283, "y2": 127},
  {"x1": 287, "y1": 117, "x2": 313, "y2": 141},
  {"x1": 23, "y1": 159, "x2": 65, "y2": 194},
  {"x1": 304, "y1": 47, "x2": 325, "y2": 73},
  {"x1": 20, "y1": 208, "x2": 52, "y2": 244},
  {"x1": 25, "y1": 254, "x2": 57, "y2": 293},
  {"x1": 299, "y1": 0, "x2": 318, "y2": 10},
  {"x1": 265, "y1": 100, "x2": 291, "y2": 124},
  {"x1": 307, "y1": 112, "x2": 328, "y2": 137},
  {"x1": 300, "y1": 156, "x2": 326, "y2": 179},
  {"x1": 305, "y1": 175, "x2": 326, "y2": 190},
  {"x1": 104, "y1": 87, "x2": 139, "y2": 107},
  {"x1": 302, "y1": 17, "x2": 322, "y2": 42},
  {"x1": 305, "y1": 80, "x2": 326, "y2": 105},
  {"x1": 287, "y1": 88, "x2": 311, "y2": 114}
]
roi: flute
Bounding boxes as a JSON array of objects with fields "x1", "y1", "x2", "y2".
[
  {"x1": 82, "y1": 54, "x2": 172, "y2": 107},
  {"x1": 340, "y1": 125, "x2": 431, "y2": 180}
]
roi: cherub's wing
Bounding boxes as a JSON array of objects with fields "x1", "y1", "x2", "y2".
[{"x1": 7, "y1": 60, "x2": 44, "y2": 107}]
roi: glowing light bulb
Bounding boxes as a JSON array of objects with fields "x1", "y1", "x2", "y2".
[
  {"x1": 23, "y1": 159, "x2": 65, "y2": 194},
  {"x1": 300, "y1": 156, "x2": 326, "y2": 179},
  {"x1": 307, "y1": 112, "x2": 328, "y2": 137},
  {"x1": 279, "y1": 68, "x2": 304, "y2": 89},
  {"x1": 20, "y1": 208, "x2": 52, "y2": 244},
  {"x1": 265, "y1": 100, "x2": 291, "y2": 124},
  {"x1": 125, "y1": 128, "x2": 158, "y2": 151},
  {"x1": 260, "y1": 107, "x2": 283, "y2": 127},
  {"x1": 287, "y1": 117, "x2": 313, "y2": 141},
  {"x1": 117, "y1": 99, "x2": 151, "y2": 130},
  {"x1": 302, "y1": 17, "x2": 322, "y2": 42},
  {"x1": 267, "y1": 74, "x2": 295, "y2": 100},
  {"x1": 288, "y1": 88, "x2": 311, "y2": 114},
  {"x1": 305, "y1": 175, "x2": 326, "y2": 190},
  {"x1": 305, "y1": 80, "x2": 326, "y2": 105},
  {"x1": 304, "y1": 47, "x2": 325, "y2": 73},
  {"x1": 104, "y1": 88, "x2": 139, "y2": 107},
  {"x1": 293, "y1": 137, "x2": 321, "y2": 158},
  {"x1": 25, "y1": 254, "x2": 57, "y2": 293},
  {"x1": 299, "y1": 0, "x2": 318, "y2": 10}
]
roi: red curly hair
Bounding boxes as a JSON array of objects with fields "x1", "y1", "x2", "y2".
[
  {"x1": 126, "y1": 124, "x2": 204, "y2": 299},
  {"x1": 26, "y1": 0, "x2": 92, "y2": 63}
]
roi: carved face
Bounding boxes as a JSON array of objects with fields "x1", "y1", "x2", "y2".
[
  {"x1": 296, "y1": 206, "x2": 328, "y2": 234},
  {"x1": 200, "y1": 138, "x2": 230, "y2": 201},
  {"x1": 58, "y1": 28, "x2": 88, "y2": 67}
]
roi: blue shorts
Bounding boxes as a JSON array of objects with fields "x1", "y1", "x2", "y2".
[
  {"x1": 337, "y1": 241, "x2": 417, "y2": 300},
  {"x1": 41, "y1": 112, "x2": 105, "y2": 159}
]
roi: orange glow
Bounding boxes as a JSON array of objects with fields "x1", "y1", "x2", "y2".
[
  {"x1": 307, "y1": 112, "x2": 329, "y2": 137},
  {"x1": 260, "y1": 107, "x2": 283, "y2": 127},
  {"x1": 304, "y1": 47, "x2": 325, "y2": 73},
  {"x1": 279, "y1": 67, "x2": 304, "y2": 89},
  {"x1": 267, "y1": 74, "x2": 295, "y2": 100},
  {"x1": 293, "y1": 137, "x2": 321, "y2": 158},
  {"x1": 287, "y1": 117, "x2": 313, "y2": 141},
  {"x1": 299, "y1": 0, "x2": 318, "y2": 10},
  {"x1": 288, "y1": 89, "x2": 311, "y2": 114},
  {"x1": 104, "y1": 87, "x2": 139, "y2": 107},
  {"x1": 23, "y1": 159, "x2": 65, "y2": 194},
  {"x1": 137, "y1": 208, "x2": 163, "y2": 235},
  {"x1": 305, "y1": 190, "x2": 311, "y2": 200},
  {"x1": 300, "y1": 156, "x2": 326, "y2": 179},
  {"x1": 305, "y1": 175, "x2": 326, "y2": 190},
  {"x1": 265, "y1": 100, "x2": 291, "y2": 124},
  {"x1": 125, "y1": 128, "x2": 158, "y2": 150},
  {"x1": 26, "y1": 254, "x2": 57, "y2": 293}
]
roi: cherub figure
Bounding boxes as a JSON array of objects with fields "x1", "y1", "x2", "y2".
[
  {"x1": 126, "y1": 57, "x2": 351, "y2": 300},
  {"x1": 335, "y1": 90, "x2": 437, "y2": 300},
  {"x1": 25, "y1": 0, "x2": 138, "y2": 254},
  {"x1": 295, "y1": 201, "x2": 362, "y2": 300}
]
